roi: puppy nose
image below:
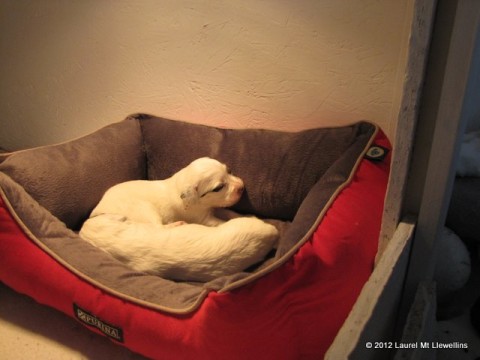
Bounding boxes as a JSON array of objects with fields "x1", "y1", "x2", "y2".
[{"x1": 237, "y1": 185, "x2": 244, "y2": 194}]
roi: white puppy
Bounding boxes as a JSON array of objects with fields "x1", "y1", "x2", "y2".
[
  {"x1": 89, "y1": 157, "x2": 245, "y2": 227},
  {"x1": 80, "y1": 157, "x2": 279, "y2": 281}
]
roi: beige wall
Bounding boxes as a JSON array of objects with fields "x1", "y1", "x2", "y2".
[{"x1": 0, "y1": 0, "x2": 413, "y2": 150}]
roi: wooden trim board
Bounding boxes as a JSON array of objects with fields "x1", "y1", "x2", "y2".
[{"x1": 377, "y1": 0, "x2": 436, "y2": 262}]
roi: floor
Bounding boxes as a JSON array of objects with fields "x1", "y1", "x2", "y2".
[{"x1": 0, "y1": 283, "x2": 147, "y2": 360}]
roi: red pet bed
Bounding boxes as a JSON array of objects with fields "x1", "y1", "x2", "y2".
[{"x1": 0, "y1": 114, "x2": 390, "y2": 359}]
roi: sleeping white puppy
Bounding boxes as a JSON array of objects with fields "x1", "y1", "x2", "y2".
[{"x1": 79, "y1": 157, "x2": 278, "y2": 281}]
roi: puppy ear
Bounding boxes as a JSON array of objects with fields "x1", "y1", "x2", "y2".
[{"x1": 180, "y1": 186, "x2": 198, "y2": 209}]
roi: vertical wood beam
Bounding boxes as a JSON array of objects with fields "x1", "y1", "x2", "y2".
[
  {"x1": 377, "y1": 0, "x2": 436, "y2": 261},
  {"x1": 398, "y1": 0, "x2": 480, "y2": 330}
]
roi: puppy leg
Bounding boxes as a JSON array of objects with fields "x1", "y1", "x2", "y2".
[
  {"x1": 165, "y1": 221, "x2": 187, "y2": 228},
  {"x1": 201, "y1": 210, "x2": 240, "y2": 226},
  {"x1": 202, "y1": 217, "x2": 225, "y2": 227},
  {"x1": 213, "y1": 208, "x2": 241, "y2": 222}
]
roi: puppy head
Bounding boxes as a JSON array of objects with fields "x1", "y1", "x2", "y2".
[{"x1": 178, "y1": 158, "x2": 244, "y2": 210}]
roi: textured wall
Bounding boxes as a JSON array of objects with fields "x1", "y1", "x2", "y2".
[{"x1": 0, "y1": 0, "x2": 413, "y2": 150}]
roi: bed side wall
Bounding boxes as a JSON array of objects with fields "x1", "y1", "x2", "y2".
[{"x1": 0, "y1": 119, "x2": 146, "y2": 230}]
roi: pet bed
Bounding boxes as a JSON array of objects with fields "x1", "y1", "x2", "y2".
[{"x1": 0, "y1": 114, "x2": 390, "y2": 359}]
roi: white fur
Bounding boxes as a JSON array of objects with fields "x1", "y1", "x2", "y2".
[
  {"x1": 80, "y1": 215, "x2": 278, "y2": 282},
  {"x1": 89, "y1": 157, "x2": 245, "y2": 226},
  {"x1": 80, "y1": 157, "x2": 279, "y2": 281},
  {"x1": 434, "y1": 227, "x2": 471, "y2": 302}
]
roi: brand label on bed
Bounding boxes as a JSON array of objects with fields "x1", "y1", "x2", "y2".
[
  {"x1": 73, "y1": 304, "x2": 124, "y2": 343},
  {"x1": 365, "y1": 145, "x2": 388, "y2": 162}
]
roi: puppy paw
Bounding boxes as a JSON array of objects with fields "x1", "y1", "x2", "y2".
[
  {"x1": 165, "y1": 221, "x2": 187, "y2": 228},
  {"x1": 226, "y1": 217, "x2": 279, "y2": 239}
]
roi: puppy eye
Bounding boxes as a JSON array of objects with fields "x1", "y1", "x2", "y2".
[{"x1": 211, "y1": 184, "x2": 225, "y2": 193}]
